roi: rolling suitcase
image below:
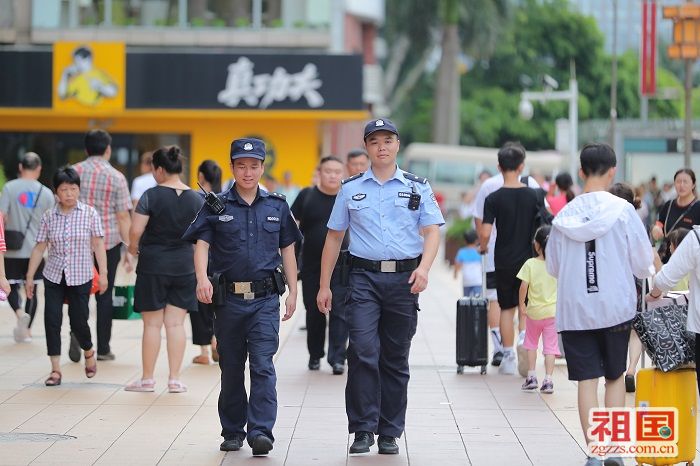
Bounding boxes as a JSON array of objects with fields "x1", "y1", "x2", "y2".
[
  {"x1": 635, "y1": 368, "x2": 697, "y2": 466},
  {"x1": 456, "y1": 257, "x2": 488, "y2": 375}
]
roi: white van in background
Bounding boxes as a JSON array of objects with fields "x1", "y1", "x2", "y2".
[{"x1": 402, "y1": 142, "x2": 565, "y2": 213}]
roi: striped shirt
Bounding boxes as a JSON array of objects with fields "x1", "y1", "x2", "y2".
[
  {"x1": 36, "y1": 201, "x2": 104, "y2": 286},
  {"x1": 74, "y1": 156, "x2": 132, "y2": 249}
]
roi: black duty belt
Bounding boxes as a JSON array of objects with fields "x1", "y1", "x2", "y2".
[
  {"x1": 229, "y1": 277, "x2": 275, "y2": 300},
  {"x1": 349, "y1": 255, "x2": 421, "y2": 273}
]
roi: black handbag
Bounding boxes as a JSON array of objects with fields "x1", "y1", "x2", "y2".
[
  {"x1": 5, "y1": 186, "x2": 43, "y2": 251},
  {"x1": 633, "y1": 294, "x2": 695, "y2": 372}
]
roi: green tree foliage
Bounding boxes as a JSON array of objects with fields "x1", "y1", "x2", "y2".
[{"x1": 393, "y1": 0, "x2": 682, "y2": 149}]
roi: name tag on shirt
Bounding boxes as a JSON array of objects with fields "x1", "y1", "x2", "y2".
[
  {"x1": 398, "y1": 192, "x2": 411, "y2": 198},
  {"x1": 267, "y1": 216, "x2": 280, "y2": 222}
]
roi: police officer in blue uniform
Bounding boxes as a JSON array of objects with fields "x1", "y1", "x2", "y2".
[
  {"x1": 316, "y1": 119, "x2": 445, "y2": 455},
  {"x1": 182, "y1": 138, "x2": 302, "y2": 456}
]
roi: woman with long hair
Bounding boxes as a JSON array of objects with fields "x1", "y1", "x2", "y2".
[{"x1": 545, "y1": 172, "x2": 575, "y2": 216}]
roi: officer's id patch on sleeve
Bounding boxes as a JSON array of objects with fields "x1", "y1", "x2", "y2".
[
  {"x1": 430, "y1": 193, "x2": 439, "y2": 205},
  {"x1": 218, "y1": 215, "x2": 234, "y2": 222},
  {"x1": 266, "y1": 216, "x2": 280, "y2": 222},
  {"x1": 351, "y1": 193, "x2": 366, "y2": 201},
  {"x1": 398, "y1": 192, "x2": 411, "y2": 198}
]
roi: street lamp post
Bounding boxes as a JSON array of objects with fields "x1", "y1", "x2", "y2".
[{"x1": 519, "y1": 72, "x2": 579, "y2": 177}]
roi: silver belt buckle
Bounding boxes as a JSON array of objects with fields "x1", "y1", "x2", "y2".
[
  {"x1": 380, "y1": 261, "x2": 397, "y2": 273},
  {"x1": 234, "y1": 282, "x2": 252, "y2": 294},
  {"x1": 243, "y1": 292, "x2": 255, "y2": 300}
]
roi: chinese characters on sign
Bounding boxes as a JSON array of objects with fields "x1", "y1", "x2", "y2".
[
  {"x1": 218, "y1": 57, "x2": 324, "y2": 109},
  {"x1": 587, "y1": 408, "x2": 678, "y2": 458}
]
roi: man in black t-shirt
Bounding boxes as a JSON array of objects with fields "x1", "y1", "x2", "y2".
[
  {"x1": 480, "y1": 143, "x2": 539, "y2": 376},
  {"x1": 291, "y1": 156, "x2": 349, "y2": 374}
]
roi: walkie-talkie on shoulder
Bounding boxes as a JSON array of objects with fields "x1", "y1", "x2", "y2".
[{"x1": 197, "y1": 182, "x2": 226, "y2": 214}]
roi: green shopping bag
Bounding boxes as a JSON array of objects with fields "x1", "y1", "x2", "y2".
[{"x1": 112, "y1": 285, "x2": 140, "y2": 320}]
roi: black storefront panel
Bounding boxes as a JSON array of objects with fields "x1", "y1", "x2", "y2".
[
  {"x1": 126, "y1": 53, "x2": 363, "y2": 110},
  {"x1": 0, "y1": 49, "x2": 363, "y2": 111},
  {"x1": 0, "y1": 51, "x2": 52, "y2": 108}
]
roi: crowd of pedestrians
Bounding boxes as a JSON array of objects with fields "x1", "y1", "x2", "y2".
[
  {"x1": 458, "y1": 140, "x2": 700, "y2": 466},
  {"x1": 4, "y1": 120, "x2": 700, "y2": 465}
]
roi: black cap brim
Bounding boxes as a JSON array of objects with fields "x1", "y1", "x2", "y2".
[{"x1": 364, "y1": 128, "x2": 399, "y2": 140}]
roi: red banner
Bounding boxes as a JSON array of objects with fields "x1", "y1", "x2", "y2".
[{"x1": 641, "y1": 0, "x2": 657, "y2": 96}]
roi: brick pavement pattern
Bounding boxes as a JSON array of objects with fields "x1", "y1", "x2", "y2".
[{"x1": 0, "y1": 258, "x2": 686, "y2": 465}]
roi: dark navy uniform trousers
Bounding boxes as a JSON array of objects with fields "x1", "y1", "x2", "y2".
[
  {"x1": 345, "y1": 269, "x2": 418, "y2": 438},
  {"x1": 214, "y1": 292, "x2": 280, "y2": 443}
]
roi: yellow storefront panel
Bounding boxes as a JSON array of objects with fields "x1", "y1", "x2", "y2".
[
  {"x1": 52, "y1": 42, "x2": 126, "y2": 112},
  {"x1": 0, "y1": 109, "x2": 369, "y2": 187}
]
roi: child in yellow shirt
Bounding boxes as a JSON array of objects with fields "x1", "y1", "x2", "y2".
[{"x1": 517, "y1": 225, "x2": 559, "y2": 393}]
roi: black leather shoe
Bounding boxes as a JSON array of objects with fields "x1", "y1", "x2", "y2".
[
  {"x1": 349, "y1": 431, "x2": 374, "y2": 454},
  {"x1": 251, "y1": 435, "x2": 273, "y2": 456},
  {"x1": 377, "y1": 435, "x2": 399, "y2": 454},
  {"x1": 220, "y1": 437, "x2": 243, "y2": 451},
  {"x1": 308, "y1": 358, "x2": 320, "y2": 370},
  {"x1": 68, "y1": 332, "x2": 81, "y2": 362},
  {"x1": 332, "y1": 363, "x2": 345, "y2": 375}
]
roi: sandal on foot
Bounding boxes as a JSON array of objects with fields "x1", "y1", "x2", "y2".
[
  {"x1": 84, "y1": 350, "x2": 97, "y2": 378},
  {"x1": 192, "y1": 354, "x2": 211, "y2": 365},
  {"x1": 168, "y1": 379, "x2": 187, "y2": 393},
  {"x1": 124, "y1": 378, "x2": 156, "y2": 392},
  {"x1": 45, "y1": 371, "x2": 62, "y2": 386}
]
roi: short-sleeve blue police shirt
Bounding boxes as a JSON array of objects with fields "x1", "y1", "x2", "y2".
[{"x1": 327, "y1": 166, "x2": 445, "y2": 260}]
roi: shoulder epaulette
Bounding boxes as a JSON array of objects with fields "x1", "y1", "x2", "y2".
[
  {"x1": 268, "y1": 192, "x2": 286, "y2": 201},
  {"x1": 403, "y1": 172, "x2": 428, "y2": 184},
  {"x1": 341, "y1": 172, "x2": 364, "y2": 185}
]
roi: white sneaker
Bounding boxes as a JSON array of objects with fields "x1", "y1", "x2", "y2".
[
  {"x1": 498, "y1": 352, "x2": 516, "y2": 375},
  {"x1": 13, "y1": 313, "x2": 29, "y2": 343},
  {"x1": 18, "y1": 313, "x2": 30, "y2": 338},
  {"x1": 517, "y1": 344, "x2": 528, "y2": 378},
  {"x1": 12, "y1": 326, "x2": 23, "y2": 343}
]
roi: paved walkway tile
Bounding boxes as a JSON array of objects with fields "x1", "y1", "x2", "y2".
[{"x1": 0, "y1": 258, "x2": 693, "y2": 465}]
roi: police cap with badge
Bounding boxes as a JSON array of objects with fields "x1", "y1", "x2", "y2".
[
  {"x1": 231, "y1": 137, "x2": 266, "y2": 161},
  {"x1": 361, "y1": 118, "x2": 421, "y2": 210},
  {"x1": 363, "y1": 118, "x2": 399, "y2": 140}
]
